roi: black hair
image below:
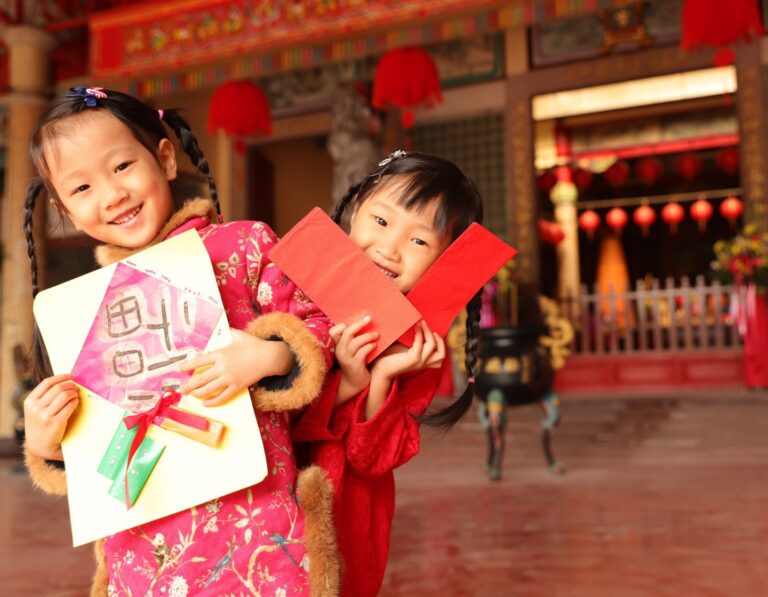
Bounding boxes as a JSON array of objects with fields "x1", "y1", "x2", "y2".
[
  {"x1": 331, "y1": 151, "x2": 484, "y2": 429},
  {"x1": 24, "y1": 87, "x2": 220, "y2": 381}
]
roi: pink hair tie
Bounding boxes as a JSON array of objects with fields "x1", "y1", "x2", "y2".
[
  {"x1": 467, "y1": 377, "x2": 476, "y2": 383},
  {"x1": 157, "y1": 109, "x2": 164, "y2": 120}
]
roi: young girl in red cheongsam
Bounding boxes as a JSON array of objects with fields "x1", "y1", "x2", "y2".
[{"x1": 294, "y1": 151, "x2": 484, "y2": 596}]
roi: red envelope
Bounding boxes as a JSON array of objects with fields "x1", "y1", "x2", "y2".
[
  {"x1": 270, "y1": 208, "x2": 422, "y2": 361},
  {"x1": 399, "y1": 223, "x2": 517, "y2": 345}
]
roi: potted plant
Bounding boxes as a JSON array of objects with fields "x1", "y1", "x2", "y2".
[{"x1": 711, "y1": 224, "x2": 768, "y2": 388}]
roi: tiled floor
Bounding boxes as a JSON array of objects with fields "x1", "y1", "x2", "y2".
[{"x1": 3, "y1": 392, "x2": 767, "y2": 596}]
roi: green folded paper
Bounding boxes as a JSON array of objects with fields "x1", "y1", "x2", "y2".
[{"x1": 97, "y1": 416, "x2": 165, "y2": 506}]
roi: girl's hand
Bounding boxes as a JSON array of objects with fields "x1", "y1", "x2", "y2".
[
  {"x1": 364, "y1": 321, "x2": 445, "y2": 420},
  {"x1": 371, "y1": 320, "x2": 445, "y2": 383},
  {"x1": 179, "y1": 329, "x2": 293, "y2": 407},
  {"x1": 331, "y1": 314, "x2": 379, "y2": 403},
  {"x1": 23, "y1": 374, "x2": 80, "y2": 460}
]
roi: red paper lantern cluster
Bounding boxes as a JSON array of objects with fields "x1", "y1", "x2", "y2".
[
  {"x1": 577, "y1": 196, "x2": 744, "y2": 238},
  {"x1": 690, "y1": 198, "x2": 714, "y2": 231},
  {"x1": 578, "y1": 209, "x2": 600, "y2": 240},
  {"x1": 720, "y1": 196, "x2": 744, "y2": 227},
  {"x1": 606, "y1": 207, "x2": 629, "y2": 234},
  {"x1": 675, "y1": 153, "x2": 702, "y2": 181},
  {"x1": 633, "y1": 204, "x2": 656, "y2": 236},
  {"x1": 681, "y1": 0, "x2": 763, "y2": 66},
  {"x1": 635, "y1": 157, "x2": 663, "y2": 186},
  {"x1": 661, "y1": 202, "x2": 685, "y2": 234},
  {"x1": 539, "y1": 218, "x2": 566, "y2": 245},
  {"x1": 715, "y1": 147, "x2": 740, "y2": 175},
  {"x1": 603, "y1": 160, "x2": 630, "y2": 187},
  {"x1": 537, "y1": 170, "x2": 557, "y2": 193},
  {"x1": 372, "y1": 46, "x2": 442, "y2": 131},
  {"x1": 572, "y1": 167, "x2": 594, "y2": 192},
  {"x1": 207, "y1": 80, "x2": 272, "y2": 138}
]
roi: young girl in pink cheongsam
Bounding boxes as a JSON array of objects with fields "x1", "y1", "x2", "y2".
[{"x1": 22, "y1": 87, "x2": 339, "y2": 596}]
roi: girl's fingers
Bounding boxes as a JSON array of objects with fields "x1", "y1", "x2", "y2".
[
  {"x1": 358, "y1": 342, "x2": 377, "y2": 361},
  {"x1": 432, "y1": 333, "x2": 446, "y2": 360},
  {"x1": 203, "y1": 385, "x2": 237, "y2": 407},
  {"x1": 408, "y1": 326, "x2": 425, "y2": 363},
  {"x1": 420, "y1": 325, "x2": 436, "y2": 364},
  {"x1": 176, "y1": 352, "x2": 215, "y2": 373},
  {"x1": 40, "y1": 382, "x2": 79, "y2": 410},
  {"x1": 49, "y1": 389, "x2": 80, "y2": 417},
  {"x1": 420, "y1": 320, "x2": 434, "y2": 335},
  {"x1": 26, "y1": 374, "x2": 72, "y2": 404},
  {"x1": 54, "y1": 395, "x2": 80, "y2": 419},
  {"x1": 343, "y1": 314, "x2": 372, "y2": 336},
  {"x1": 329, "y1": 323, "x2": 345, "y2": 344},
  {"x1": 190, "y1": 378, "x2": 227, "y2": 400},
  {"x1": 182, "y1": 368, "x2": 219, "y2": 394},
  {"x1": 348, "y1": 331, "x2": 379, "y2": 354}
]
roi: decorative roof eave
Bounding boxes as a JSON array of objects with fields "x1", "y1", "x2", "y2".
[{"x1": 87, "y1": 0, "x2": 624, "y2": 98}]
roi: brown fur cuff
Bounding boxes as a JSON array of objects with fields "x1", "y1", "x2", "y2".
[
  {"x1": 25, "y1": 447, "x2": 68, "y2": 496},
  {"x1": 245, "y1": 312, "x2": 327, "y2": 412},
  {"x1": 297, "y1": 466, "x2": 340, "y2": 596},
  {"x1": 91, "y1": 539, "x2": 108, "y2": 597}
]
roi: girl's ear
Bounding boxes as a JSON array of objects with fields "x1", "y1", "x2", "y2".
[{"x1": 157, "y1": 138, "x2": 178, "y2": 181}]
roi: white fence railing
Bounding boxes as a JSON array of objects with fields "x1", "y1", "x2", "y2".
[{"x1": 558, "y1": 276, "x2": 743, "y2": 355}]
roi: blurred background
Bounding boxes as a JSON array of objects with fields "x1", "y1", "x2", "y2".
[{"x1": 1, "y1": 1, "x2": 767, "y2": 595}]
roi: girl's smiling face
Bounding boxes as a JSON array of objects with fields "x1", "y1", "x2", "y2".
[
  {"x1": 44, "y1": 110, "x2": 177, "y2": 248},
  {"x1": 348, "y1": 177, "x2": 450, "y2": 293}
]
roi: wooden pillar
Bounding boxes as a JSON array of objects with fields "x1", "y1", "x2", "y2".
[
  {"x1": 736, "y1": 40, "x2": 768, "y2": 232},
  {"x1": 550, "y1": 167, "x2": 581, "y2": 303},
  {"x1": 505, "y1": 27, "x2": 540, "y2": 289},
  {"x1": 0, "y1": 25, "x2": 54, "y2": 438},
  {"x1": 215, "y1": 129, "x2": 238, "y2": 221}
]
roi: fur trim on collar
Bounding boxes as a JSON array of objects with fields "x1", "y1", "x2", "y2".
[{"x1": 94, "y1": 198, "x2": 217, "y2": 267}]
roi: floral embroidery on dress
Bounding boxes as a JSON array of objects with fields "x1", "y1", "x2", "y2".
[
  {"x1": 257, "y1": 282, "x2": 274, "y2": 306},
  {"x1": 102, "y1": 219, "x2": 323, "y2": 597}
]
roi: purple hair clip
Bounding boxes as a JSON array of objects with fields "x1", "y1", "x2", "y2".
[{"x1": 65, "y1": 86, "x2": 108, "y2": 107}]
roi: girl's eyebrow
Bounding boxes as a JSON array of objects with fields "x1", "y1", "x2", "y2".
[
  {"x1": 368, "y1": 199, "x2": 395, "y2": 212},
  {"x1": 58, "y1": 146, "x2": 135, "y2": 182}
]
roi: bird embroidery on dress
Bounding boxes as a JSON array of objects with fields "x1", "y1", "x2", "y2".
[
  {"x1": 204, "y1": 540, "x2": 239, "y2": 589},
  {"x1": 270, "y1": 533, "x2": 301, "y2": 569}
]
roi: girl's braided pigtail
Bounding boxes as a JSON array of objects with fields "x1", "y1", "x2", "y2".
[
  {"x1": 161, "y1": 109, "x2": 222, "y2": 221},
  {"x1": 23, "y1": 179, "x2": 53, "y2": 382},
  {"x1": 331, "y1": 181, "x2": 362, "y2": 225},
  {"x1": 420, "y1": 289, "x2": 483, "y2": 429}
]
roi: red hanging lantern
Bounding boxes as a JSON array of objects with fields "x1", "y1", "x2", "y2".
[
  {"x1": 537, "y1": 170, "x2": 557, "y2": 193},
  {"x1": 572, "y1": 167, "x2": 593, "y2": 192},
  {"x1": 675, "y1": 153, "x2": 702, "y2": 181},
  {"x1": 372, "y1": 46, "x2": 442, "y2": 138},
  {"x1": 715, "y1": 147, "x2": 740, "y2": 175},
  {"x1": 661, "y1": 202, "x2": 685, "y2": 234},
  {"x1": 606, "y1": 207, "x2": 629, "y2": 235},
  {"x1": 578, "y1": 209, "x2": 600, "y2": 240},
  {"x1": 207, "y1": 80, "x2": 272, "y2": 139},
  {"x1": 719, "y1": 196, "x2": 744, "y2": 228},
  {"x1": 681, "y1": 0, "x2": 763, "y2": 66},
  {"x1": 690, "y1": 198, "x2": 714, "y2": 231},
  {"x1": 633, "y1": 204, "x2": 656, "y2": 237},
  {"x1": 603, "y1": 160, "x2": 630, "y2": 187},
  {"x1": 538, "y1": 218, "x2": 565, "y2": 246},
  {"x1": 635, "y1": 157, "x2": 663, "y2": 186}
]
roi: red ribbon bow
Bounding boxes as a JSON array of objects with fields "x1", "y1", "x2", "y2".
[{"x1": 121, "y1": 389, "x2": 208, "y2": 508}]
